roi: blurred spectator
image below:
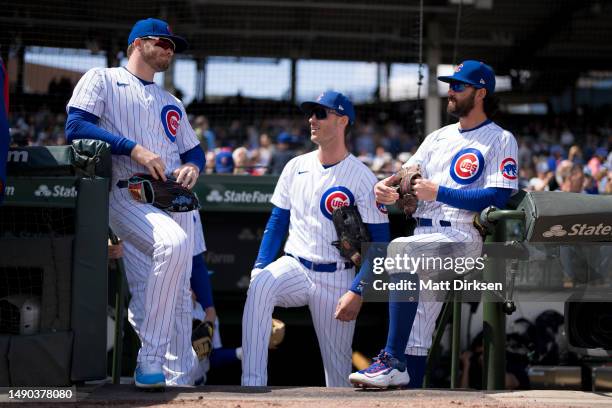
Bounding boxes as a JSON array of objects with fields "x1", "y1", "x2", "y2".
[
  {"x1": 547, "y1": 145, "x2": 564, "y2": 173},
  {"x1": 205, "y1": 151, "x2": 216, "y2": 174},
  {"x1": 268, "y1": 132, "x2": 296, "y2": 175},
  {"x1": 371, "y1": 145, "x2": 392, "y2": 174},
  {"x1": 557, "y1": 162, "x2": 584, "y2": 193},
  {"x1": 254, "y1": 133, "x2": 274, "y2": 175},
  {"x1": 528, "y1": 161, "x2": 551, "y2": 192},
  {"x1": 193, "y1": 115, "x2": 216, "y2": 152},
  {"x1": 232, "y1": 146, "x2": 250, "y2": 175},
  {"x1": 568, "y1": 145, "x2": 583, "y2": 165},
  {"x1": 215, "y1": 150, "x2": 234, "y2": 174},
  {"x1": 560, "y1": 126, "x2": 575, "y2": 147},
  {"x1": 587, "y1": 147, "x2": 607, "y2": 177},
  {"x1": 583, "y1": 169, "x2": 599, "y2": 194}
]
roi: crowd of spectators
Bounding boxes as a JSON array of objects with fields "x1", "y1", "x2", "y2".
[{"x1": 7, "y1": 104, "x2": 612, "y2": 195}]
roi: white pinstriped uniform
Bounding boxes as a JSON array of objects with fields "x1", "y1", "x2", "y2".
[
  {"x1": 394, "y1": 121, "x2": 518, "y2": 356},
  {"x1": 193, "y1": 210, "x2": 206, "y2": 256},
  {"x1": 242, "y1": 151, "x2": 388, "y2": 387},
  {"x1": 68, "y1": 67, "x2": 201, "y2": 385}
]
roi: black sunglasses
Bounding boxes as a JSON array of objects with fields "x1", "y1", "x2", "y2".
[{"x1": 309, "y1": 107, "x2": 343, "y2": 120}]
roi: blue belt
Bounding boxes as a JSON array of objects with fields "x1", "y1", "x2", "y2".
[
  {"x1": 286, "y1": 253, "x2": 352, "y2": 272},
  {"x1": 416, "y1": 218, "x2": 452, "y2": 227}
]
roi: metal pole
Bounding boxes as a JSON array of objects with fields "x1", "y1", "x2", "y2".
[
  {"x1": 450, "y1": 294, "x2": 461, "y2": 389},
  {"x1": 482, "y1": 222, "x2": 507, "y2": 390},
  {"x1": 424, "y1": 292, "x2": 453, "y2": 387}
]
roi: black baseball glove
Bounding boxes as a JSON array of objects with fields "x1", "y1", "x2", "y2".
[
  {"x1": 126, "y1": 173, "x2": 200, "y2": 212},
  {"x1": 331, "y1": 206, "x2": 371, "y2": 268},
  {"x1": 192, "y1": 320, "x2": 214, "y2": 361}
]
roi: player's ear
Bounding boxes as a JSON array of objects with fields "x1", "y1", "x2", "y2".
[
  {"x1": 339, "y1": 115, "x2": 349, "y2": 127},
  {"x1": 477, "y1": 88, "x2": 487, "y2": 101}
]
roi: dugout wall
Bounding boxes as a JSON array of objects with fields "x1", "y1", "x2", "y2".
[{"x1": 0, "y1": 142, "x2": 110, "y2": 386}]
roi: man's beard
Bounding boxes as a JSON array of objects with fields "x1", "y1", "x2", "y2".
[
  {"x1": 142, "y1": 48, "x2": 170, "y2": 72},
  {"x1": 447, "y1": 90, "x2": 476, "y2": 118}
]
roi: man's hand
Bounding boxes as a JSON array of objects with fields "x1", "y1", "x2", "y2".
[
  {"x1": 413, "y1": 178, "x2": 439, "y2": 201},
  {"x1": 107, "y1": 239, "x2": 123, "y2": 259},
  {"x1": 374, "y1": 175, "x2": 400, "y2": 205},
  {"x1": 172, "y1": 163, "x2": 200, "y2": 189},
  {"x1": 334, "y1": 291, "x2": 363, "y2": 322},
  {"x1": 204, "y1": 306, "x2": 217, "y2": 324},
  {"x1": 130, "y1": 144, "x2": 167, "y2": 181}
]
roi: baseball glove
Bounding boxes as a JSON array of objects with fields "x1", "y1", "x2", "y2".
[
  {"x1": 394, "y1": 165, "x2": 422, "y2": 216},
  {"x1": 126, "y1": 173, "x2": 199, "y2": 212},
  {"x1": 331, "y1": 206, "x2": 371, "y2": 268},
  {"x1": 269, "y1": 318, "x2": 285, "y2": 349},
  {"x1": 192, "y1": 320, "x2": 214, "y2": 361}
]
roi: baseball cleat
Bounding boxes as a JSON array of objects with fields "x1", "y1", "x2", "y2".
[
  {"x1": 348, "y1": 350, "x2": 410, "y2": 389},
  {"x1": 134, "y1": 360, "x2": 165, "y2": 389}
]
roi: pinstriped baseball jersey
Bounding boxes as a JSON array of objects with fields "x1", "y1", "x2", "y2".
[
  {"x1": 404, "y1": 121, "x2": 518, "y2": 224},
  {"x1": 67, "y1": 67, "x2": 199, "y2": 183},
  {"x1": 272, "y1": 151, "x2": 388, "y2": 264},
  {"x1": 68, "y1": 65, "x2": 201, "y2": 385},
  {"x1": 193, "y1": 210, "x2": 206, "y2": 255}
]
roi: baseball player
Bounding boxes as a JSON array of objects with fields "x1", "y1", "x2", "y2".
[
  {"x1": 65, "y1": 18, "x2": 205, "y2": 388},
  {"x1": 349, "y1": 61, "x2": 519, "y2": 388},
  {"x1": 241, "y1": 91, "x2": 390, "y2": 387}
]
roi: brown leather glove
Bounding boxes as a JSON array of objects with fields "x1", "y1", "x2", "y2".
[{"x1": 394, "y1": 165, "x2": 421, "y2": 216}]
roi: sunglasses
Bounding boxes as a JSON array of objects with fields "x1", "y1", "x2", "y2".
[
  {"x1": 309, "y1": 107, "x2": 343, "y2": 120},
  {"x1": 449, "y1": 82, "x2": 473, "y2": 93},
  {"x1": 141, "y1": 36, "x2": 175, "y2": 51}
]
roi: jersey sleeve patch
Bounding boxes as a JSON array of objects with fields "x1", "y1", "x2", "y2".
[
  {"x1": 500, "y1": 157, "x2": 518, "y2": 180},
  {"x1": 376, "y1": 201, "x2": 388, "y2": 214}
]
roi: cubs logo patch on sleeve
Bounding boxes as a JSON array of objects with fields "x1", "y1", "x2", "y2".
[
  {"x1": 161, "y1": 105, "x2": 182, "y2": 142},
  {"x1": 376, "y1": 201, "x2": 388, "y2": 214},
  {"x1": 320, "y1": 186, "x2": 355, "y2": 220},
  {"x1": 450, "y1": 148, "x2": 484, "y2": 185},
  {"x1": 500, "y1": 157, "x2": 518, "y2": 180}
]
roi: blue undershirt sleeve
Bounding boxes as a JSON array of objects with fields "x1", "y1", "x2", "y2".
[
  {"x1": 180, "y1": 145, "x2": 205, "y2": 173},
  {"x1": 436, "y1": 186, "x2": 513, "y2": 212},
  {"x1": 190, "y1": 253, "x2": 214, "y2": 309},
  {"x1": 254, "y1": 206, "x2": 290, "y2": 269},
  {"x1": 65, "y1": 107, "x2": 136, "y2": 155},
  {"x1": 350, "y1": 222, "x2": 391, "y2": 295}
]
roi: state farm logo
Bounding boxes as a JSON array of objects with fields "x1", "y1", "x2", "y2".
[
  {"x1": 206, "y1": 190, "x2": 223, "y2": 202},
  {"x1": 542, "y1": 223, "x2": 612, "y2": 238},
  {"x1": 542, "y1": 225, "x2": 567, "y2": 238},
  {"x1": 206, "y1": 189, "x2": 272, "y2": 204},
  {"x1": 34, "y1": 185, "x2": 52, "y2": 197},
  {"x1": 34, "y1": 185, "x2": 77, "y2": 198}
]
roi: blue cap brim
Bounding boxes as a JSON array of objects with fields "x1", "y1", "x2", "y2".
[
  {"x1": 437, "y1": 75, "x2": 484, "y2": 88},
  {"x1": 300, "y1": 101, "x2": 331, "y2": 113},
  {"x1": 161, "y1": 34, "x2": 188, "y2": 53}
]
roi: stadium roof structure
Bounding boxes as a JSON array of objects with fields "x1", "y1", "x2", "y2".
[{"x1": 1, "y1": 0, "x2": 611, "y2": 73}]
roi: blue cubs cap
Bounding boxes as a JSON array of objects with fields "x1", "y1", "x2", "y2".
[
  {"x1": 438, "y1": 60, "x2": 496, "y2": 94},
  {"x1": 277, "y1": 132, "x2": 293, "y2": 144},
  {"x1": 128, "y1": 18, "x2": 188, "y2": 53},
  {"x1": 215, "y1": 151, "x2": 234, "y2": 173},
  {"x1": 300, "y1": 91, "x2": 356, "y2": 125}
]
